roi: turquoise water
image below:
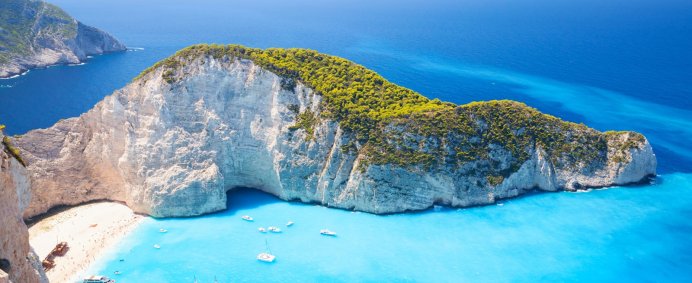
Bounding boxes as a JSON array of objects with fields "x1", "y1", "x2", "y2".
[
  {"x1": 1, "y1": 0, "x2": 691, "y2": 281},
  {"x1": 82, "y1": 174, "x2": 692, "y2": 282}
]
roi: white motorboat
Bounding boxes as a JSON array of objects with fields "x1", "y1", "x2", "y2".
[
  {"x1": 153, "y1": 244, "x2": 161, "y2": 249},
  {"x1": 159, "y1": 228, "x2": 168, "y2": 233},
  {"x1": 268, "y1": 226, "x2": 282, "y2": 233},
  {"x1": 241, "y1": 215, "x2": 254, "y2": 221},
  {"x1": 320, "y1": 229, "x2": 337, "y2": 236},
  {"x1": 286, "y1": 221, "x2": 294, "y2": 227},
  {"x1": 258, "y1": 227, "x2": 267, "y2": 233}
]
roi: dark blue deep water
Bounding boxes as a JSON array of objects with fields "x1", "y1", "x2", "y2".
[{"x1": 2, "y1": 0, "x2": 692, "y2": 281}]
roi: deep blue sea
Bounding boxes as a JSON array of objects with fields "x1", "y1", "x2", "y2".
[{"x1": 2, "y1": 0, "x2": 692, "y2": 281}]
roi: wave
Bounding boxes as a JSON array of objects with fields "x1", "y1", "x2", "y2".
[{"x1": 0, "y1": 69, "x2": 30, "y2": 80}]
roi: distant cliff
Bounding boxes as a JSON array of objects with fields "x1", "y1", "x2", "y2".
[
  {"x1": 0, "y1": 0, "x2": 125, "y2": 78},
  {"x1": 0, "y1": 129, "x2": 47, "y2": 283},
  {"x1": 13, "y1": 45, "x2": 657, "y2": 218}
]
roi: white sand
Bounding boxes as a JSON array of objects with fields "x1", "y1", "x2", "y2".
[{"x1": 28, "y1": 202, "x2": 144, "y2": 283}]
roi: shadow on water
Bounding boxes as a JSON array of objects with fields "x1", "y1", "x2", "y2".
[{"x1": 224, "y1": 187, "x2": 284, "y2": 211}]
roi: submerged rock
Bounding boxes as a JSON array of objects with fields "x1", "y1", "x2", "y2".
[
  {"x1": 13, "y1": 45, "x2": 656, "y2": 218},
  {"x1": 0, "y1": 0, "x2": 126, "y2": 78}
]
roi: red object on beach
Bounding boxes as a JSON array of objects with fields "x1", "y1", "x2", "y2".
[{"x1": 51, "y1": 242, "x2": 69, "y2": 256}]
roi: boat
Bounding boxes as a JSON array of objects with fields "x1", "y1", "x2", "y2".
[
  {"x1": 159, "y1": 228, "x2": 168, "y2": 233},
  {"x1": 241, "y1": 215, "x2": 254, "y2": 221},
  {"x1": 153, "y1": 244, "x2": 161, "y2": 249},
  {"x1": 257, "y1": 252, "x2": 276, "y2": 262},
  {"x1": 286, "y1": 221, "x2": 294, "y2": 227},
  {"x1": 82, "y1": 275, "x2": 116, "y2": 283},
  {"x1": 258, "y1": 227, "x2": 267, "y2": 233},
  {"x1": 320, "y1": 229, "x2": 337, "y2": 236},
  {"x1": 113, "y1": 271, "x2": 121, "y2": 275},
  {"x1": 257, "y1": 239, "x2": 276, "y2": 263},
  {"x1": 268, "y1": 226, "x2": 282, "y2": 233}
]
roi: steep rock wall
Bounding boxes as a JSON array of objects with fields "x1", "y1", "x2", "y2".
[
  {"x1": 14, "y1": 55, "x2": 656, "y2": 218},
  {"x1": 0, "y1": 131, "x2": 47, "y2": 283}
]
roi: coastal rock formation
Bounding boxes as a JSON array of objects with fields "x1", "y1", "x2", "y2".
[
  {"x1": 13, "y1": 45, "x2": 657, "y2": 218},
  {"x1": 0, "y1": 131, "x2": 47, "y2": 283},
  {"x1": 0, "y1": 0, "x2": 126, "y2": 78}
]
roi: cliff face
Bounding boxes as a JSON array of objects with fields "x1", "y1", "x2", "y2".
[
  {"x1": 13, "y1": 49, "x2": 657, "y2": 218},
  {"x1": 0, "y1": 131, "x2": 47, "y2": 283},
  {"x1": 0, "y1": 0, "x2": 126, "y2": 78}
]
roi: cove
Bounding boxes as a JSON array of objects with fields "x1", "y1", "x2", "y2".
[{"x1": 80, "y1": 173, "x2": 692, "y2": 282}]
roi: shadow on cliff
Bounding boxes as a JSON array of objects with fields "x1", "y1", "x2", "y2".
[{"x1": 224, "y1": 187, "x2": 283, "y2": 211}]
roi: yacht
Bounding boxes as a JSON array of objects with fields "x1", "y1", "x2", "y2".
[
  {"x1": 257, "y1": 252, "x2": 276, "y2": 263},
  {"x1": 258, "y1": 227, "x2": 267, "y2": 233},
  {"x1": 320, "y1": 229, "x2": 337, "y2": 236},
  {"x1": 257, "y1": 239, "x2": 276, "y2": 263},
  {"x1": 268, "y1": 226, "x2": 282, "y2": 233},
  {"x1": 286, "y1": 221, "x2": 294, "y2": 227},
  {"x1": 241, "y1": 215, "x2": 254, "y2": 221}
]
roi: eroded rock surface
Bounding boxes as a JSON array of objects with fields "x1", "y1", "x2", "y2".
[
  {"x1": 0, "y1": 131, "x2": 47, "y2": 283},
  {"x1": 14, "y1": 54, "x2": 656, "y2": 218}
]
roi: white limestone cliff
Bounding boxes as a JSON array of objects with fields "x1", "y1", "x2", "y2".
[
  {"x1": 0, "y1": 131, "x2": 47, "y2": 283},
  {"x1": 13, "y1": 55, "x2": 657, "y2": 218}
]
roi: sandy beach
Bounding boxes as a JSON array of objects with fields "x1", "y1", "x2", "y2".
[{"x1": 28, "y1": 202, "x2": 144, "y2": 283}]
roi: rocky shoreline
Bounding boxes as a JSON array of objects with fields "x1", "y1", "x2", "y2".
[{"x1": 0, "y1": 0, "x2": 126, "y2": 78}]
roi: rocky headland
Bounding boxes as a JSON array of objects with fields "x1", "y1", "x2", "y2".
[
  {"x1": 10, "y1": 44, "x2": 657, "y2": 219},
  {"x1": 0, "y1": 0, "x2": 126, "y2": 78}
]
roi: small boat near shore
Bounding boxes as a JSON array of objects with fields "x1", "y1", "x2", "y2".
[
  {"x1": 286, "y1": 221, "x2": 294, "y2": 227},
  {"x1": 159, "y1": 228, "x2": 168, "y2": 233},
  {"x1": 82, "y1": 275, "x2": 115, "y2": 283},
  {"x1": 320, "y1": 229, "x2": 337, "y2": 236},
  {"x1": 153, "y1": 244, "x2": 161, "y2": 249},
  {"x1": 258, "y1": 227, "x2": 267, "y2": 233},
  {"x1": 242, "y1": 215, "x2": 254, "y2": 221}
]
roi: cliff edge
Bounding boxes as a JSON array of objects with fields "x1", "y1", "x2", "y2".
[
  {"x1": 0, "y1": 129, "x2": 47, "y2": 283},
  {"x1": 13, "y1": 45, "x2": 657, "y2": 218},
  {"x1": 0, "y1": 0, "x2": 126, "y2": 78}
]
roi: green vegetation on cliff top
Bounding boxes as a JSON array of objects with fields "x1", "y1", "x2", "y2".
[
  {"x1": 136, "y1": 44, "x2": 646, "y2": 173},
  {"x1": 1, "y1": 126, "x2": 26, "y2": 167},
  {"x1": 0, "y1": 0, "x2": 77, "y2": 64}
]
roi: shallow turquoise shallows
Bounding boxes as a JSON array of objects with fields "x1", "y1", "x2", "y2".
[{"x1": 80, "y1": 173, "x2": 692, "y2": 282}]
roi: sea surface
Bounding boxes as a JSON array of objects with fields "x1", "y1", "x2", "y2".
[{"x1": 1, "y1": 0, "x2": 691, "y2": 281}]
